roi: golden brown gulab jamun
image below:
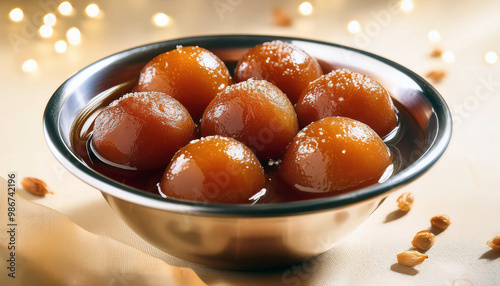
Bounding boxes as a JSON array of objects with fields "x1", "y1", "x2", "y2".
[
  {"x1": 201, "y1": 79, "x2": 299, "y2": 160},
  {"x1": 160, "y1": 136, "x2": 265, "y2": 204},
  {"x1": 92, "y1": 91, "x2": 196, "y2": 170},
  {"x1": 279, "y1": 117, "x2": 392, "y2": 193},
  {"x1": 295, "y1": 69, "x2": 398, "y2": 137},
  {"x1": 234, "y1": 40, "x2": 323, "y2": 104},
  {"x1": 136, "y1": 46, "x2": 232, "y2": 121}
]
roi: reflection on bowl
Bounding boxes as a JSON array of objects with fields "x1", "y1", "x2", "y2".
[{"x1": 43, "y1": 35, "x2": 452, "y2": 269}]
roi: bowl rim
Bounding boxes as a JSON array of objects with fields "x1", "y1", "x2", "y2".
[{"x1": 43, "y1": 34, "x2": 452, "y2": 217}]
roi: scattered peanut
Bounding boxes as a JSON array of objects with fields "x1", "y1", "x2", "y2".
[
  {"x1": 426, "y1": 69, "x2": 447, "y2": 83},
  {"x1": 411, "y1": 230, "x2": 435, "y2": 251},
  {"x1": 486, "y1": 236, "x2": 500, "y2": 252},
  {"x1": 21, "y1": 177, "x2": 53, "y2": 196},
  {"x1": 430, "y1": 46, "x2": 443, "y2": 57},
  {"x1": 397, "y1": 250, "x2": 428, "y2": 267},
  {"x1": 430, "y1": 214, "x2": 451, "y2": 230},
  {"x1": 396, "y1": 192, "x2": 414, "y2": 211},
  {"x1": 272, "y1": 7, "x2": 292, "y2": 27}
]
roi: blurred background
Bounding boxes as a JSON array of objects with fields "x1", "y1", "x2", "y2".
[{"x1": 1, "y1": 0, "x2": 499, "y2": 285}]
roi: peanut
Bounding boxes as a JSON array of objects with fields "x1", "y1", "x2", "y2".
[
  {"x1": 411, "y1": 230, "x2": 435, "y2": 251},
  {"x1": 430, "y1": 46, "x2": 443, "y2": 57},
  {"x1": 397, "y1": 250, "x2": 428, "y2": 267},
  {"x1": 21, "y1": 177, "x2": 53, "y2": 196},
  {"x1": 430, "y1": 214, "x2": 451, "y2": 230},
  {"x1": 273, "y1": 7, "x2": 292, "y2": 27},
  {"x1": 426, "y1": 69, "x2": 447, "y2": 83},
  {"x1": 486, "y1": 236, "x2": 500, "y2": 252},
  {"x1": 396, "y1": 192, "x2": 414, "y2": 211}
]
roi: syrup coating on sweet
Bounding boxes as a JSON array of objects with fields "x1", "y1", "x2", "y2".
[
  {"x1": 279, "y1": 117, "x2": 392, "y2": 193},
  {"x1": 136, "y1": 46, "x2": 232, "y2": 121},
  {"x1": 295, "y1": 69, "x2": 398, "y2": 137},
  {"x1": 92, "y1": 91, "x2": 196, "y2": 170},
  {"x1": 160, "y1": 136, "x2": 265, "y2": 204},
  {"x1": 234, "y1": 40, "x2": 323, "y2": 104},
  {"x1": 201, "y1": 79, "x2": 299, "y2": 160},
  {"x1": 73, "y1": 43, "x2": 426, "y2": 204}
]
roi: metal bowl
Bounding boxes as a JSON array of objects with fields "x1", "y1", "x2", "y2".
[{"x1": 43, "y1": 35, "x2": 452, "y2": 269}]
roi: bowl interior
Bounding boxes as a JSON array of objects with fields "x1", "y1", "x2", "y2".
[{"x1": 44, "y1": 35, "x2": 452, "y2": 216}]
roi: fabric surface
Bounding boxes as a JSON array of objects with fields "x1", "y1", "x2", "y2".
[{"x1": 0, "y1": 178, "x2": 207, "y2": 286}]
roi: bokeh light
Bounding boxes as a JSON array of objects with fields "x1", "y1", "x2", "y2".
[
  {"x1": 39, "y1": 25, "x2": 54, "y2": 38},
  {"x1": 22, "y1": 59, "x2": 38, "y2": 72},
  {"x1": 428, "y1": 30, "x2": 441, "y2": 43},
  {"x1": 152, "y1": 13, "x2": 171, "y2": 27},
  {"x1": 485, "y1": 51, "x2": 498, "y2": 64},
  {"x1": 58, "y1": 2, "x2": 73, "y2": 16},
  {"x1": 66, "y1": 27, "x2": 81, "y2": 45},
  {"x1": 298, "y1": 2, "x2": 313, "y2": 16},
  {"x1": 43, "y1": 13, "x2": 57, "y2": 26},
  {"x1": 55, "y1": 40, "x2": 68, "y2": 53},
  {"x1": 85, "y1": 4, "x2": 100, "y2": 18},
  {"x1": 9, "y1": 8, "x2": 24, "y2": 22},
  {"x1": 347, "y1": 21, "x2": 361, "y2": 34},
  {"x1": 442, "y1": 51, "x2": 455, "y2": 63},
  {"x1": 400, "y1": 0, "x2": 413, "y2": 12}
]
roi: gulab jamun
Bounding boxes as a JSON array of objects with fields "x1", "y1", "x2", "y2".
[
  {"x1": 234, "y1": 40, "x2": 323, "y2": 104},
  {"x1": 279, "y1": 117, "x2": 392, "y2": 193},
  {"x1": 160, "y1": 136, "x2": 265, "y2": 204},
  {"x1": 136, "y1": 46, "x2": 232, "y2": 121},
  {"x1": 201, "y1": 79, "x2": 299, "y2": 160},
  {"x1": 295, "y1": 69, "x2": 398, "y2": 137},
  {"x1": 92, "y1": 91, "x2": 196, "y2": 170}
]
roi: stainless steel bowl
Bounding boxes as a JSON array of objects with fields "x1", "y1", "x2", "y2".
[{"x1": 43, "y1": 35, "x2": 452, "y2": 269}]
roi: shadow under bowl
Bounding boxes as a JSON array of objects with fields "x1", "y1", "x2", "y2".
[{"x1": 43, "y1": 35, "x2": 452, "y2": 270}]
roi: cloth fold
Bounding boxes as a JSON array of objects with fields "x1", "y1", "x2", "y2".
[{"x1": 0, "y1": 177, "x2": 207, "y2": 286}]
